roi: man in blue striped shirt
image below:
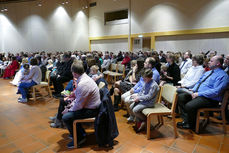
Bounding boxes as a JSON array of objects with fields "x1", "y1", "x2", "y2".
[{"x1": 177, "y1": 56, "x2": 229, "y2": 130}]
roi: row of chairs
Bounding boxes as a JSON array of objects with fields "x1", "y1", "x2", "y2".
[{"x1": 103, "y1": 63, "x2": 125, "y2": 83}]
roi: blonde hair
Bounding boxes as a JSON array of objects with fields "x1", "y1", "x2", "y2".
[
  {"x1": 21, "y1": 58, "x2": 28, "y2": 65},
  {"x1": 90, "y1": 65, "x2": 99, "y2": 72},
  {"x1": 131, "y1": 60, "x2": 137, "y2": 67}
]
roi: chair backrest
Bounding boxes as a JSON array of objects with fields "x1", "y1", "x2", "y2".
[
  {"x1": 117, "y1": 64, "x2": 125, "y2": 73},
  {"x1": 110, "y1": 63, "x2": 117, "y2": 72},
  {"x1": 220, "y1": 90, "x2": 229, "y2": 110},
  {"x1": 159, "y1": 84, "x2": 178, "y2": 113},
  {"x1": 45, "y1": 70, "x2": 51, "y2": 84}
]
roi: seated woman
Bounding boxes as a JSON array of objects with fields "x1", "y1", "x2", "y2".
[
  {"x1": 10, "y1": 58, "x2": 29, "y2": 86},
  {"x1": 129, "y1": 69, "x2": 159, "y2": 132},
  {"x1": 160, "y1": 53, "x2": 181, "y2": 86},
  {"x1": 3, "y1": 56, "x2": 19, "y2": 79},
  {"x1": 17, "y1": 58, "x2": 42, "y2": 103},
  {"x1": 113, "y1": 58, "x2": 144, "y2": 111}
]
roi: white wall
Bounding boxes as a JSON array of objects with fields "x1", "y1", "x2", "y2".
[
  {"x1": 89, "y1": 0, "x2": 229, "y2": 54},
  {"x1": 90, "y1": 0, "x2": 229, "y2": 36},
  {"x1": 155, "y1": 33, "x2": 229, "y2": 55},
  {"x1": 0, "y1": 0, "x2": 89, "y2": 53},
  {"x1": 89, "y1": 0, "x2": 129, "y2": 37},
  {"x1": 91, "y1": 38, "x2": 128, "y2": 54}
]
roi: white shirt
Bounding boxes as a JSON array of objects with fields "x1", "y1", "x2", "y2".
[
  {"x1": 22, "y1": 65, "x2": 42, "y2": 84},
  {"x1": 101, "y1": 58, "x2": 111, "y2": 70},
  {"x1": 179, "y1": 65, "x2": 205, "y2": 88},
  {"x1": 180, "y1": 58, "x2": 192, "y2": 75}
]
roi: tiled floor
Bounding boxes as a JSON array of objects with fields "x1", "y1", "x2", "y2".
[{"x1": 0, "y1": 79, "x2": 229, "y2": 153}]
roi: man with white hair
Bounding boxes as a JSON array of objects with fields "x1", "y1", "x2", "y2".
[{"x1": 101, "y1": 54, "x2": 111, "y2": 71}]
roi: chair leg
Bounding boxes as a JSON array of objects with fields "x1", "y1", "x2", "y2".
[
  {"x1": 32, "y1": 87, "x2": 36, "y2": 102},
  {"x1": 48, "y1": 87, "x2": 52, "y2": 98},
  {"x1": 157, "y1": 115, "x2": 161, "y2": 124},
  {"x1": 73, "y1": 121, "x2": 78, "y2": 148},
  {"x1": 195, "y1": 110, "x2": 201, "y2": 134},
  {"x1": 172, "y1": 115, "x2": 178, "y2": 138},
  {"x1": 160, "y1": 116, "x2": 164, "y2": 125},
  {"x1": 147, "y1": 115, "x2": 151, "y2": 140},
  {"x1": 221, "y1": 110, "x2": 227, "y2": 134}
]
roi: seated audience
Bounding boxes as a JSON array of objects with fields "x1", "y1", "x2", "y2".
[
  {"x1": 17, "y1": 58, "x2": 42, "y2": 103},
  {"x1": 129, "y1": 69, "x2": 159, "y2": 132},
  {"x1": 177, "y1": 56, "x2": 229, "y2": 130},
  {"x1": 62, "y1": 62, "x2": 101, "y2": 148},
  {"x1": 3, "y1": 56, "x2": 19, "y2": 79},
  {"x1": 178, "y1": 54, "x2": 205, "y2": 89},
  {"x1": 160, "y1": 53, "x2": 181, "y2": 86}
]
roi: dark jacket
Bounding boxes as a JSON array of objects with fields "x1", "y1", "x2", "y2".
[
  {"x1": 166, "y1": 63, "x2": 181, "y2": 86},
  {"x1": 94, "y1": 87, "x2": 119, "y2": 147},
  {"x1": 57, "y1": 58, "x2": 73, "y2": 79}
]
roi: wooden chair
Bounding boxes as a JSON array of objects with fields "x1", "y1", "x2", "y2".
[
  {"x1": 103, "y1": 63, "x2": 117, "y2": 83},
  {"x1": 31, "y1": 70, "x2": 52, "y2": 102},
  {"x1": 73, "y1": 117, "x2": 95, "y2": 148},
  {"x1": 195, "y1": 90, "x2": 229, "y2": 134},
  {"x1": 142, "y1": 84, "x2": 178, "y2": 139},
  {"x1": 72, "y1": 82, "x2": 105, "y2": 148},
  {"x1": 108, "y1": 63, "x2": 125, "y2": 83}
]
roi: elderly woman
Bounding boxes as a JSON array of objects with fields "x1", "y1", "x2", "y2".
[{"x1": 17, "y1": 58, "x2": 42, "y2": 103}]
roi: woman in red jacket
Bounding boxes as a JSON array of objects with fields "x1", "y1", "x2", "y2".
[{"x1": 3, "y1": 56, "x2": 19, "y2": 79}]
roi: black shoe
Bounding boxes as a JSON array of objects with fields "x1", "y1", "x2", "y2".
[
  {"x1": 113, "y1": 107, "x2": 119, "y2": 112},
  {"x1": 123, "y1": 113, "x2": 129, "y2": 118},
  {"x1": 177, "y1": 121, "x2": 187, "y2": 127},
  {"x1": 53, "y1": 93, "x2": 63, "y2": 99}
]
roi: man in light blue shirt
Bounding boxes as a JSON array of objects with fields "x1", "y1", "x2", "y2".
[
  {"x1": 177, "y1": 56, "x2": 229, "y2": 130},
  {"x1": 144, "y1": 57, "x2": 160, "y2": 84}
]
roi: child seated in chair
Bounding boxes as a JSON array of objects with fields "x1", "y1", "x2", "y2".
[{"x1": 129, "y1": 69, "x2": 159, "y2": 132}]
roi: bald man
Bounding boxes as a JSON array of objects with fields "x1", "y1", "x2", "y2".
[{"x1": 177, "y1": 56, "x2": 229, "y2": 130}]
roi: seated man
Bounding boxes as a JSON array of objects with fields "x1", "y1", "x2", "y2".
[
  {"x1": 62, "y1": 62, "x2": 101, "y2": 148},
  {"x1": 101, "y1": 54, "x2": 111, "y2": 71},
  {"x1": 180, "y1": 51, "x2": 192, "y2": 76},
  {"x1": 51, "y1": 53, "x2": 73, "y2": 97},
  {"x1": 177, "y1": 56, "x2": 229, "y2": 130},
  {"x1": 129, "y1": 69, "x2": 159, "y2": 132}
]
